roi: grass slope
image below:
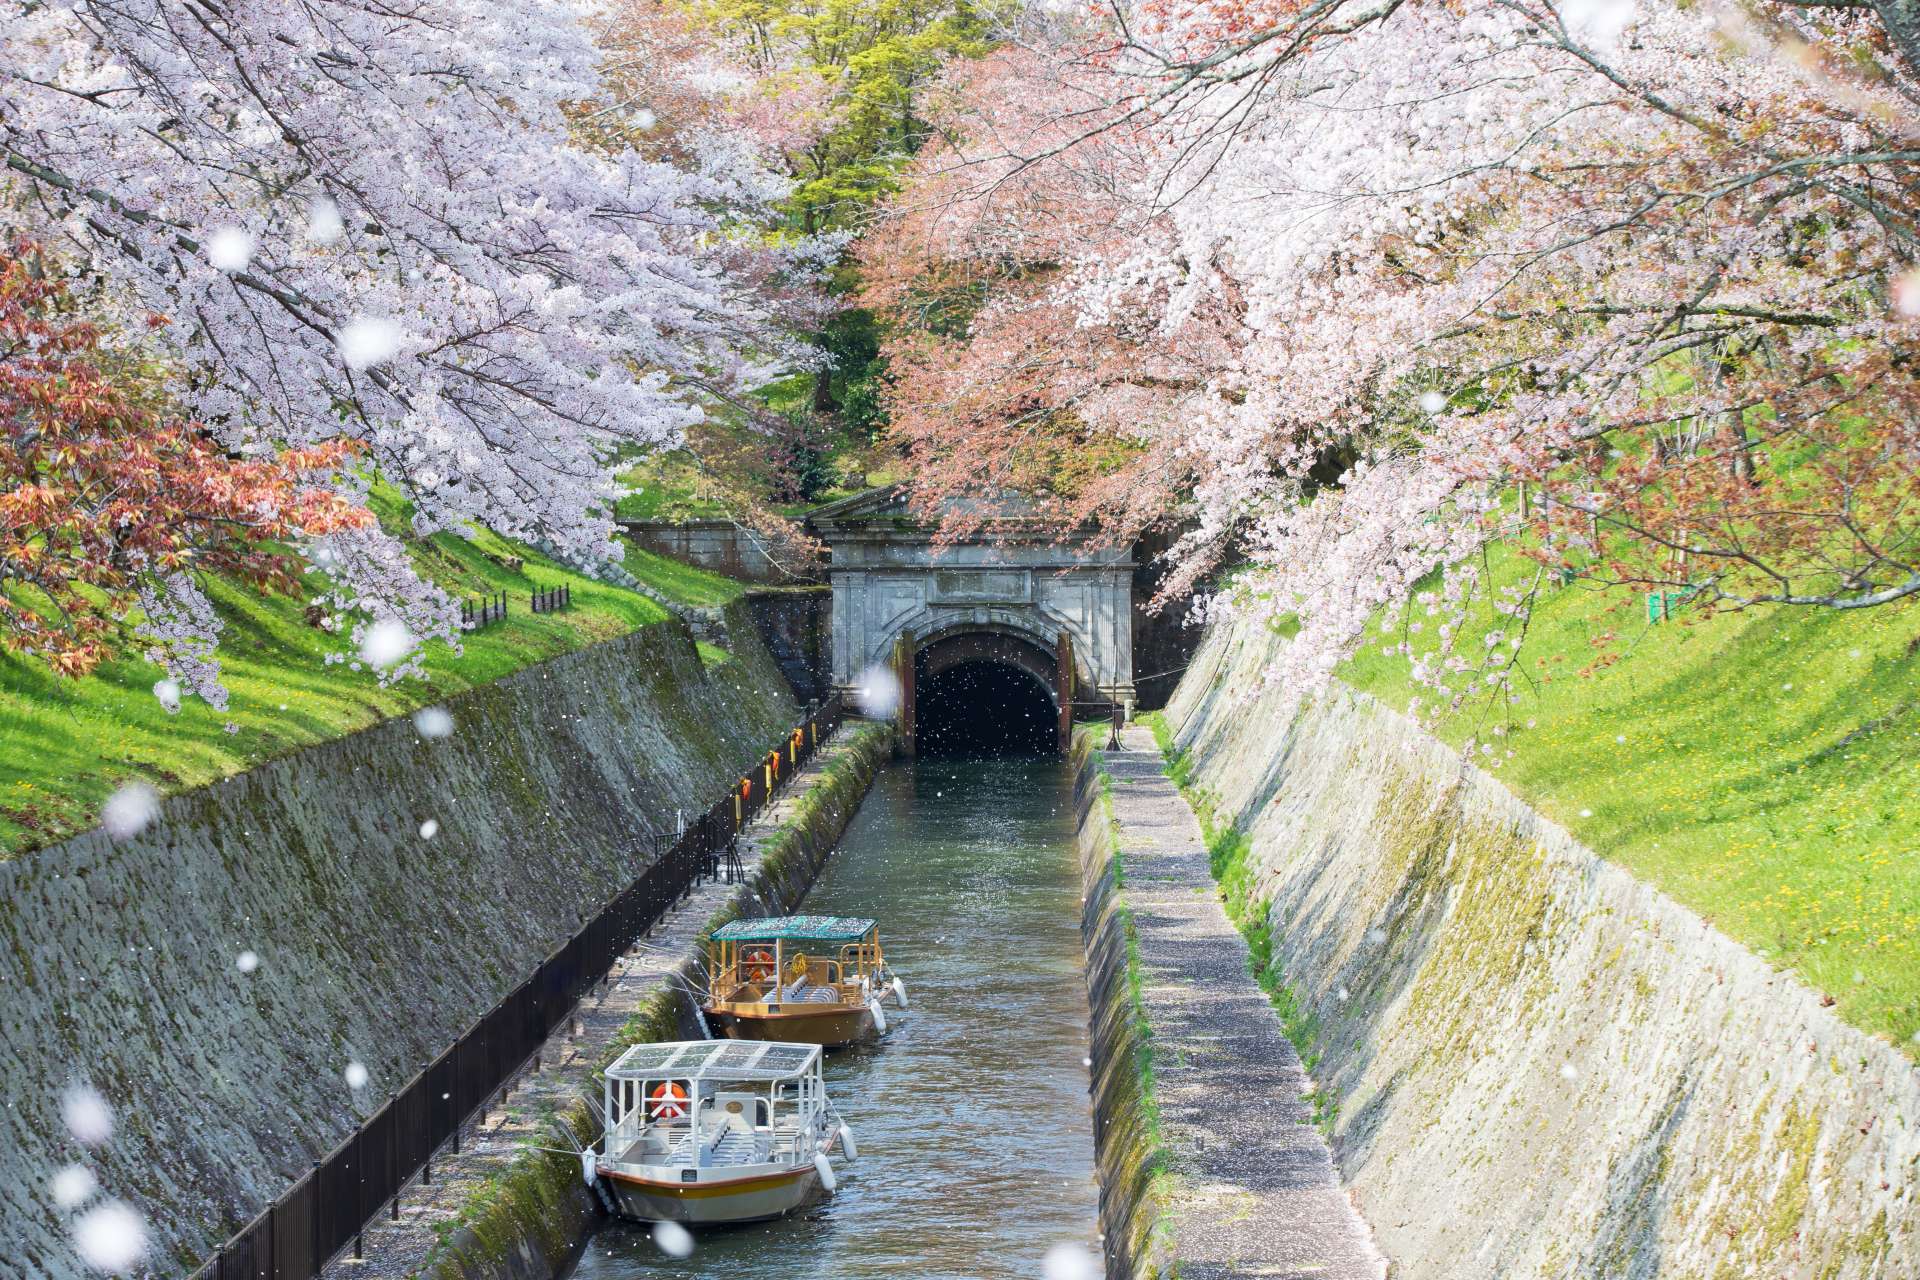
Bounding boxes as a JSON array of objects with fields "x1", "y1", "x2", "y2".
[
  {"x1": 1337, "y1": 549, "x2": 1920, "y2": 1051},
  {"x1": 0, "y1": 502, "x2": 749, "y2": 859},
  {"x1": 617, "y1": 540, "x2": 746, "y2": 608}
]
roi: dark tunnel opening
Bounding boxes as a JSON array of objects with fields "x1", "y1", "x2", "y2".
[{"x1": 915, "y1": 659, "x2": 1059, "y2": 757}]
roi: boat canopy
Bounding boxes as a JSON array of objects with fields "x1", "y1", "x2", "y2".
[
  {"x1": 710, "y1": 915, "x2": 876, "y2": 944},
  {"x1": 605, "y1": 1039, "x2": 821, "y2": 1083}
]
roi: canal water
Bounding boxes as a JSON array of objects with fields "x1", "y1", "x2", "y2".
[{"x1": 568, "y1": 758, "x2": 1101, "y2": 1279}]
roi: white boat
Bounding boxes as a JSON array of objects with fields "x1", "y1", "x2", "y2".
[{"x1": 584, "y1": 1039, "x2": 855, "y2": 1225}]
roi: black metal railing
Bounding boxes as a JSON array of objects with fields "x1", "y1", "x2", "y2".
[
  {"x1": 189, "y1": 693, "x2": 845, "y2": 1280},
  {"x1": 459, "y1": 591, "x2": 508, "y2": 630},
  {"x1": 530, "y1": 584, "x2": 571, "y2": 615}
]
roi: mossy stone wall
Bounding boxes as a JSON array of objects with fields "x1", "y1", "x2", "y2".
[
  {"x1": 0, "y1": 620, "x2": 798, "y2": 1275},
  {"x1": 1159, "y1": 614, "x2": 1918, "y2": 1278},
  {"x1": 1071, "y1": 737, "x2": 1177, "y2": 1280}
]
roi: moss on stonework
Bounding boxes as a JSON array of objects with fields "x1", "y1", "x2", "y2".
[
  {"x1": 1075, "y1": 735, "x2": 1182, "y2": 1279},
  {"x1": 1137, "y1": 713, "x2": 1333, "y2": 1131}
]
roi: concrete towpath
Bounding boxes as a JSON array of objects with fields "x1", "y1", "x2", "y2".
[{"x1": 1101, "y1": 725, "x2": 1386, "y2": 1279}]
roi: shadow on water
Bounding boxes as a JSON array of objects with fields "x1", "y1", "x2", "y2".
[{"x1": 567, "y1": 759, "x2": 1101, "y2": 1280}]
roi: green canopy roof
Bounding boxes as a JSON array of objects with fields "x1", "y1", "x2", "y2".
[{"x1": 711, "y1": 915, "x2": 877, "y2": 944}]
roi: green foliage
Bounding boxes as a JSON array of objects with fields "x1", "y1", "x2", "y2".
[
  {"x1": 0, "y1": 510, "x2": 685, "y2": 858},
  {"x1": 697, "y1": 0, "x2": 1010, "y2": 231},
  {"x1": 1339, "y1": 544, "x2": 1920, "y2": 1053}
]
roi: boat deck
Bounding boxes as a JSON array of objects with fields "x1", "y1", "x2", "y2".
[{"x1": 615, "y1": 1129, "x2": 777, "y2": 1169}]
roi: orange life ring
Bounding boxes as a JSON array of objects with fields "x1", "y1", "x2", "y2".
[
  {"x1": 649, "y1": 1081, "x2": 688, "y2": 1121},
  {"x1": 744, "y1": 948, "x2": 776, "y2": 981}
]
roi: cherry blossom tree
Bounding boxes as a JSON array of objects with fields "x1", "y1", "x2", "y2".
[
  {"x1": 2, "y1": 0, "x2": 815, "y2": 697},
  {"x1": 0, "y1": 241, "x2": 366, "y2": 693},
  {"x1": 867, "y1": 0, "x2": 1920, "y2": 716}
]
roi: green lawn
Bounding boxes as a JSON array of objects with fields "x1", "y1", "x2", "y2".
[
  {"x1": 618, "y1": 540, "x2": 747, "y2": 608},
  {"x1": 1337, "y1": 549, "x2": 1920, "y2": 1052},
  {"x1": 0, "y1": 501, "x2": 709, "y2": 859}
]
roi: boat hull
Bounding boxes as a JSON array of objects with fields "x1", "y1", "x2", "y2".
[
  {"x1": 600, "y1": 1164, "x2": 826, "y2": 1224},
  {"x1": 705, "y1": 1003, "x2": 875, "y2": 1048}
]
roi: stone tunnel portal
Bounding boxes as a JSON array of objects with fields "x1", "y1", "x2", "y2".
[
  {"x1": 810, "y1": 486, "x2": 1145, "y2": 757},
  {"x1": 911, "y1": 628, "x2": 1066, "y2": 757}
]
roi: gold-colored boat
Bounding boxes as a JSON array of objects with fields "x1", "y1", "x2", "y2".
[{"x1": 703, "y1": 916, "x2": 906, "y2": 1049}]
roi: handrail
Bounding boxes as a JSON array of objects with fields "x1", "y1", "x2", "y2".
[{"x1": 188, "y1": 692, "x2": 845, "y2": 1279}]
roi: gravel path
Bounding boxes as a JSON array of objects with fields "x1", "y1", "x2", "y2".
[
  {"x1": 1104, "y1": 726, "x2": 1387, "y2": 1279},
  {"x1": 318, "y1": 730, "x2": 869, "y2": 1280}
]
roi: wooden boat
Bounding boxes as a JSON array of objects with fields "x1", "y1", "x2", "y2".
[
  {"x1": 703, "y1": 915, "x2": 907, "y2": 1049},
  {"x1": 585, "y1": 1039, "x2": 856, "y2": 1225}
]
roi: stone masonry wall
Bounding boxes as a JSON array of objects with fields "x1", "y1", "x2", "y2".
[
  {"x1": 1160, "y1": 614, "x2": 1916, "y2": 1278},
  {"x1": 0, "y1": 619, "x2": 798, "y2": 1276}
]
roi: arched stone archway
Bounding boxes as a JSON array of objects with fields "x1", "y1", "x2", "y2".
[
  {"x1": 906, "y1": 625, "x2": 1069, "y2": 755},
  {"x1": 810, "y1": 486, "x2": 1136, "y2": 754}
]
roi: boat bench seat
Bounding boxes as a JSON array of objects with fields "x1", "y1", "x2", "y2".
[{"x1": 667, "y1": 1129, "x2": 771, "y2": 1167}]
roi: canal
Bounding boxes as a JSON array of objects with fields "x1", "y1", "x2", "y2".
[{"x1": 568, "y1": 756, "x2": 1102, "y2": 1279}]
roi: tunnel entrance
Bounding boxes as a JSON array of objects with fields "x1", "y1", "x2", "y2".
[{"x1": 915, "y1": 658, "x2": 1060, "y2": 757}]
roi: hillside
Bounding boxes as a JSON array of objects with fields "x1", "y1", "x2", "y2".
[
  {"x1": 0, "y1": 498, "x2": 748, "y2": 859},
  {"x1": 1337, "y1": 550, "x2": 1920, "y2": 1051}
]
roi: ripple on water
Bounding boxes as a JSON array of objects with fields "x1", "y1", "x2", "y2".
[{"x1": 567, "y1": 759, "x2": 1103, "y2": 1280}]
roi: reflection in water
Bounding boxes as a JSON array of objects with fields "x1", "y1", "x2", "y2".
[{"x1": 569, "y1": 759, "x2": 1100, "y2": 1279}]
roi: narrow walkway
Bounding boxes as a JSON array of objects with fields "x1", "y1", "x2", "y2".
[
  {"x1": 321, "y1": 729, "x2": 870, "y2": 1280},
  {"x1": 1104, "y1": 726, "x2": 1386, "y2": 1280}
]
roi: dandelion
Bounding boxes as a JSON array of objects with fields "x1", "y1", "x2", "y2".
[
  {"x1": 344, "y1": 1061, "x2": 369, "y2": 1090},
  {"x1": 73, "y1": 1200, "x2": 146, "y2": 1273},
  {"x1": 413, "y1": 706, "x2": 455, "y2": 739},
  {"x1": 1367, "y1": 926, "x2": 1389, "y2": 946},
  {"x1": 854, "y1": 664, "x2": 902, "y2": 719},
  {"x1": 1895, "y1": 268, "x2": 1920, "y2": 317},
  {"x1": 62, "y1": 1084, "x2": 113, "y2": 1146},
  {"x1": 1417, "y1": 391, "x2": 1446, "y2": 413},
  {"x1": 632, "y1": 108, "x2": 657, "y2": 130},
  {"x1": 308, "y1": 198, "x2": 345, "y2": 244},
  {"x1": 236, "y1": 950, "x2": 260, "y2": 974},
  {"x1": 1579, "y1": 808, "x2": 1593, "y2": 818},
  {"x1": 419, "y1": 819, "x2": 439, "y2": 839},
  {"x1": 153, "y1": 678, "x2": 182, "y2": 713},
  {"x1": 1042, "y1": 1242, "x2": 1101, "y2": 1280},
  {"x1": 1559, "y1": 1062, "x2": 1580, "y2": 1081},
  {"x1": 337, "y1": 317, "x2": 402, "y2": 371},
  {"x1": 100, "y1": 784, "x2": 158, "y2": 841},
  {"x1": 651, "y1": 1220, "x2": 694, "y2": 1259},
  {"x1": 52, "y1": 1165, "x2": 96, "y2": 1209},
  {"x1": 359, "y1": 619, "x2": 413, "y2": 669},
  {"x1": 204, "y1": 226, "x2": 254, "y2": 274}
]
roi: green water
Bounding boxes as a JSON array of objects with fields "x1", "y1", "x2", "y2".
[{"x1": 569, "y1": 759, "x2": 1101, "y2": 1279}]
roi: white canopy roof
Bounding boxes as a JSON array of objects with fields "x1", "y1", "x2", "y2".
[{"x1": 605, "y1": 1039, "x2": 820, "y2": 1083}]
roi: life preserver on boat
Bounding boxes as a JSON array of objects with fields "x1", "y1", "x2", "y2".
[
  {"x1": 744, "y1": 948, "x2": 776, "y2": 981},
  {"x1": 649, "y1": 1081, "x2": 689, "y2": 1121}
]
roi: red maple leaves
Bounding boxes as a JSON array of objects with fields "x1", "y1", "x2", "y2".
[{"x1": 1, "y1": 242, "x2": 371, "y2": 677}]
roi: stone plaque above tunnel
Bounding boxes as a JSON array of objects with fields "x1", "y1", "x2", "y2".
[
  {"x1": 807, "y1": 487, "x2": 1136, "y2": 726},
  {"x1": 930, "y1": 569, "x2": 1031, "y2": 604}
]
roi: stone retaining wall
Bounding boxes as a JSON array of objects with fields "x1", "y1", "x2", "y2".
[
  {"x1": 1071, "y1": 737, "x2": 1177, "y2": 1280},
  {"x1": 1, "y1": 620, "x2": 799, "y2": 1275},
  {"x1": 1160, "y1": 614, "x2": 1917, "y2": 1278}
]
